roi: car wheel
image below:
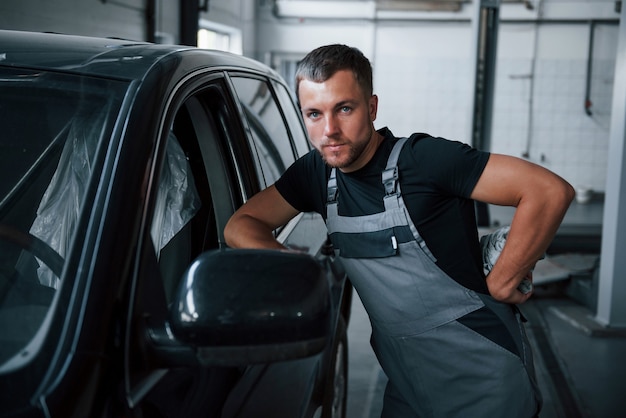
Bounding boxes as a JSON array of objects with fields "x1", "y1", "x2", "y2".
[{"x1": 322, "y1": 316, "x2": 348, "y2": 418}]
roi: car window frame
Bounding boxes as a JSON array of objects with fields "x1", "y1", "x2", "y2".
[
  {"x1": 270, "y1": 79, "x2": 312, "y2": 158},
  {"x1": 225, "y1": 72, "x2": 299, "y2": 187}
]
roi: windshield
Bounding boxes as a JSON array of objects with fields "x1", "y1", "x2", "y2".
[{"x1": 0, "y1": 67, "x2": 126, "y2": 369}]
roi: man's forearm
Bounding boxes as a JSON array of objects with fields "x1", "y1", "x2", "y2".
[
  {"x1": 486, "y1": 180, "x2": 575, "y2": 303},
  {"x1": 224, "y1": 185, "x2": 299, "y2": 250},
  {"x1": 224, "y1": 214, "x2": 286, "y2": 250}
]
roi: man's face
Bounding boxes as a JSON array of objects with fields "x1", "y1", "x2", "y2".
[{"x1": 298, "y1": 69, "x2": 379, "y2": 173}]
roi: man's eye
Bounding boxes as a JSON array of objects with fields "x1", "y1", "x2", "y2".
[
  {"x1": 308, "y1": 111, "x2": 319, "y2": 119},
  {"x1": 340, "y1": 106, "x2": 351, "y2": 113}
]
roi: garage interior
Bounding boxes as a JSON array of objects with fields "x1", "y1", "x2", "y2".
[{"x1": 1, "y1": 0, "x2": 625, "y2": 416}]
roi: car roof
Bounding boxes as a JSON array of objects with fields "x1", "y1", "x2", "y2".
[{"x1": 0, "y1": 30, "x2": 278, "y2": 81}]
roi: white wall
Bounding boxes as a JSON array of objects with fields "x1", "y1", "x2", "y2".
[
  {"x1": 258, "y1": 0, "x2": 621, "y2": 192},
  {"x1": 373, "y1": 22, "x2": 474, "y2": 144},
  {"x1": 492, "y1": 22, "x2": 618, "y2": 191},
  {"x1": 255, "y1": 2, "x2": 376, "y2": 66}
]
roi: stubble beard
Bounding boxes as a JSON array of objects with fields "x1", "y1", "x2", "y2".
[
  {"x1": 318, "y1": 127, "x2": 374, "y2": 169},
  {"x1": 320, "y1": 141, "x2": 367, "y2": 169}
]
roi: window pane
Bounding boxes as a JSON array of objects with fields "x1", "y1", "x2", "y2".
[
  {"x1": 230, "y1": 76, "x2": 296, "y2": 186},
  {"x1": 0, "y1": 67, "x2": 126, "y2": 368},
  {"x1": 273, "y1": 81, "x2": 311, "y2": 158}
]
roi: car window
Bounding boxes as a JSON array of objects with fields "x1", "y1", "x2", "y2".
[
  {"x1": 272, "y1": 80, "x2": 311, "y2": 158},
  {"x1": 0, "y1": 67, "x2": 125, "y2": 368},
  {"x1": 229, "y1": 76, "x2": 296, "y2": 187},
  {"x1": 150, "y1": 98, "x2": 224, "y2": 304}
]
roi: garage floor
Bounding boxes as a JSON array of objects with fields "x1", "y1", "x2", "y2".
[
  {"x1": 346, "y1": 291, "x2": 626, "y2": 418},
  {"x1": 346, "y1": 294, "x2": 385, "y2": 418}
]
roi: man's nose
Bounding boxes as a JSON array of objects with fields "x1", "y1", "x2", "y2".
[{"x1": 324, "y1": 115, "x2": 339, "y2": 136}]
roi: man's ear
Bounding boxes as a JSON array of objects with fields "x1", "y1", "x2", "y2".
[{"x1": 369, "y1": 94, "x2": 379, "y2": 121}]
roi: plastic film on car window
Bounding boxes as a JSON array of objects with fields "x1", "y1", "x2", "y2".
[
  {"x1": 28, "y1": 104, "x2": 111, "y2": 289},
  {"x1": 150, "y1": 132, "x2": 201, "y2": 254}
]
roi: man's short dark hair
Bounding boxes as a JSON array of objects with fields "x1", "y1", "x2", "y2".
[{"x1": 295, "y1": 44, "x2": 373, "y2": 101}]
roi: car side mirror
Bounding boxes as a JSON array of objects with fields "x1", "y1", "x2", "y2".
[{"x1": 168, "y1": 249, "x2": 331, "y2": 366}]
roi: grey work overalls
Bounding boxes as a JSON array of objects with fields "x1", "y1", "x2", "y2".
[{"x1": 326, "y1": 138, "x2": 541, "y2": 418}]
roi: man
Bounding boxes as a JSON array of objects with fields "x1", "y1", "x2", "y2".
[{"x1": 225, "y1": 44, "x2": 574, "y2": 417}]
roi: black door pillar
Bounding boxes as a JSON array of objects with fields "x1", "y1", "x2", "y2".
[
  {"x1": 470, "y1": 0, "x2": 501, "y2": 227},
  {"x1": 180, "y1": 0, "x2": 200, "y2": 46}
]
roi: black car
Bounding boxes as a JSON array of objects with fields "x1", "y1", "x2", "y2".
[{"x1": 0, "y1": 30, "x2": 352, "y2": 418}]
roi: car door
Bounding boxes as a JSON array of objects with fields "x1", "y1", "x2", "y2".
[{"x1": 118, "y1": 72, "x2": 240, "y2": 417}]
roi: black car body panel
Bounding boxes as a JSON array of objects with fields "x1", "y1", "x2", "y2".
[
  {"x1": 0, "y1": 30, "x2": 351, "y2": 418},
  {"x1": 0, "y1": 30, "x2": 274, "y2": 80}
]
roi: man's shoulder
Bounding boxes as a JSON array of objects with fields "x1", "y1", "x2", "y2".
[
  {"x1": 397, "y1": 132, "x2": 489, "y2": 178},
  {"x1": 406, "y1": 132, "x2": 462, "y2": 147},
  {"x1": 379, "y1": 129, "x2": 433, "y2": 153},
  {"x1": 403, "y1": 133, "x2": 483, "y2": 158},
  {"x1": 408, "y1": 132, "x2": 434, "y2": 141}
]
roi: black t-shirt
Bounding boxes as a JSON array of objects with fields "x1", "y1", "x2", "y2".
[{"x1": 275, "y1": 127, "x2": 491, "y2": 293}]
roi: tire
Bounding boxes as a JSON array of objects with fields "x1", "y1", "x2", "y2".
[{"x1": 322, "y1": 316, "x2": 348, "y2": 418}]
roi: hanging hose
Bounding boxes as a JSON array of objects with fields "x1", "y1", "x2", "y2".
[{"x1": 584, "y1": 21, "x2": 596, "y2": 116}]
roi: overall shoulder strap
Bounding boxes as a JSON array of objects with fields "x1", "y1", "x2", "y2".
[
  {"x1": 382, "y1": 137, "x2": 409, "y2": 197},
  {"x1": 327, "y1": 167, "x2": 338, "y2": 204}
]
